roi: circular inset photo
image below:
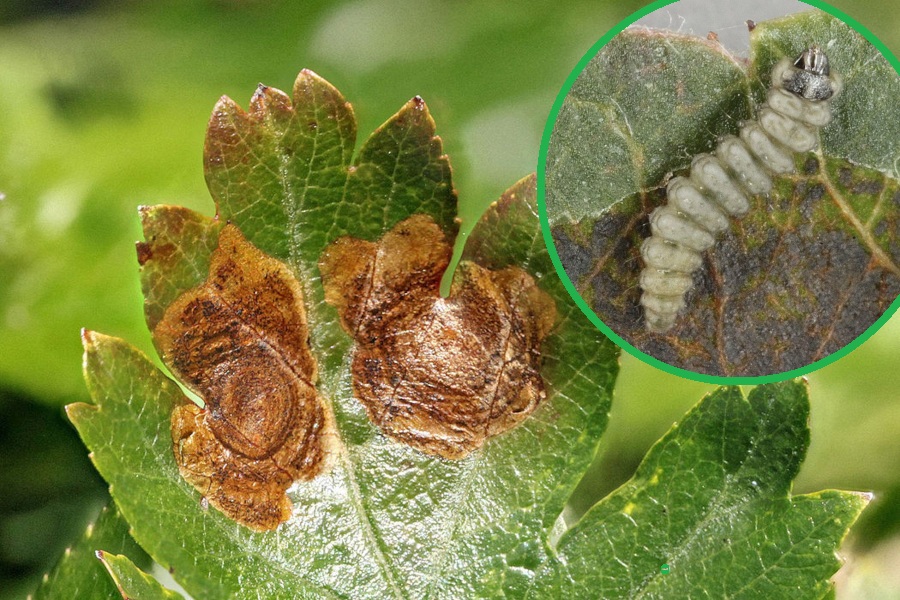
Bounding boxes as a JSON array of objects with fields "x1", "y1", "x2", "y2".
[{"x1": 540, "y1": 0, "x2": 900, "y2": 381}]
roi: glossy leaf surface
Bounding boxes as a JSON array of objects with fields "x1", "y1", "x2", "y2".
[{"x1": 69, "y1": 72, "x2": 617, "y2": 598}]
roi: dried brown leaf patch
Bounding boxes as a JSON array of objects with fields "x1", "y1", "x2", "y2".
[
  {"x1": 320, "y1": 214, "x2": 556, "y2": 459},
  {"x1": 154, "y1": 224, "x2": 334, "y2": 531}
]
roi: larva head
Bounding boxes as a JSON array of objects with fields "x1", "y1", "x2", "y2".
[
  {"x1": 777, "y1": 45, "x2": 842, "y2": 101},
  {"x1": 794, "y1": 45, "x2": 830, "y2": 77}
]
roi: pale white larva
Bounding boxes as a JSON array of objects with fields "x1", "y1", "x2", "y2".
[{"x1": 639, "y1": 46, "x2": 842, "y2": 333}]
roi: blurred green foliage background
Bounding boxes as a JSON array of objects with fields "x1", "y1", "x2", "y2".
[{"x1": 1, "y1": 0, "x2": 898, "y2": 597}]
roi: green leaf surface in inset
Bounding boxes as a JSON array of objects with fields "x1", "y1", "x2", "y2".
[
  {"x1": 30, "y1": 504, "x2": 148, "y2": 600},
  {"x1": 546, "y1": 13, "x2": 900, "y2": 376},
  {"x1": 546, "y1": 29, "x2": 750, "y2": 224},
  {"x1": 526, "y1": 381, "x2": 871, "y2": 599},
  {"x1": 97, "y1": 553, "x2": 184, "y2": 600},
  {"x1": 753, "y1": 11, "x2": 900, "y2": 173}
]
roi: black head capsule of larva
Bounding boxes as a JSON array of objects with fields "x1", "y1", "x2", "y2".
[{"x1": 781, "y1": 46, "x2": 841, "y2": 101}]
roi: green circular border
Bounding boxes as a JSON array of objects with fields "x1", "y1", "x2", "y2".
[{"x1": 537, "y1": 0, "x2": 900, "y2": 385}]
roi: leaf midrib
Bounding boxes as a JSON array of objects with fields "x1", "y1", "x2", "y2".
[
  {"x1": 270, "y1": 114, "x2": 409, "y2": 600},
  {"x1": 88, "y1": 352, "x2": 346, "y2": 600}
]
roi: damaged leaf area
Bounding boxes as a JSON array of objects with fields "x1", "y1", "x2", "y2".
[
  {"x1": 320, "y1": 214, "x2": 556, "y2": 459},
  {"x1": 68, "y1": 166, "x2": 618, "y2": 600},
  {"x1": 69, "y1": 66, "x2": 618, "y2": 598},
  {"x1": 544, "y1": 14, "x2": 900, "y2": 377},
  {"x1": 556, "y1": 156, "x2": 900, "y2": 376},
  {"x1": 154, "y1": 223, "x2": 334, "y2": 531}
]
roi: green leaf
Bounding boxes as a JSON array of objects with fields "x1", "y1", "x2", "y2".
[
  {"x1": 527, "y1": 381, "x2": 871, "y2": 599},
  {"x1": 30, "y1": 504, "x2": 148, "y2": 600},
  {"x1": 202, "y1": 74, "x2": 456, "y2": 371},
  {"x1": 97, "y1": 553, "x2": 184, "y2": 600},
  {"x1": 68, "y1": 72, "x2": 618, "y2": 598},
  {"x1": 68, "y1": 64, "x2": 868, "y2": 599},
  {"x1": 753, "y1": 12, "x2": 900, "y2": 172},
  {"x1": 546, "y1": 12, "x2": 900, "y2": 376}
]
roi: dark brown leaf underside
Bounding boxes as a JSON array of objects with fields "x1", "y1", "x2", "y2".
[{"x1": 554, "y1": 154, "x2": 900, "y2": 376}]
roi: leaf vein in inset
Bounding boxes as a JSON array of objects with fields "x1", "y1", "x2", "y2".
[{"x1": 818, "y1": 147, "x2": 900, "y2": 277}]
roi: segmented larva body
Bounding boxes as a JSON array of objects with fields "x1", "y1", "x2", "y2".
[{"x1": 638, "y1": 46, "x2": 842, "y2": 333}]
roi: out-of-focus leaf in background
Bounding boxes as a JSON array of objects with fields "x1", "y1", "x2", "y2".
[
  {"x1": 0, "y1": 389, "x2": 107, "y2": 599},
  {"x1": 29, "y1": 504, "x2": 149, "y2": 600},
  {"x1": 2, "y1": 0, "x2": 900, "y2": 597}
]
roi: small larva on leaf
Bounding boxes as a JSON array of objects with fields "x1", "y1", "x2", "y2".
[{"x1": 639, "y1": 46, "x2": 842, "y2": 333}]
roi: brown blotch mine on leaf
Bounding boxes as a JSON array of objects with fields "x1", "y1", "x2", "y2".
[
  {"x1": 319, "y1": 214, "x2": 556, "y2": 459},
  {"x1": 155, "y1": 224, "x2": 334, "y2": 531}
]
